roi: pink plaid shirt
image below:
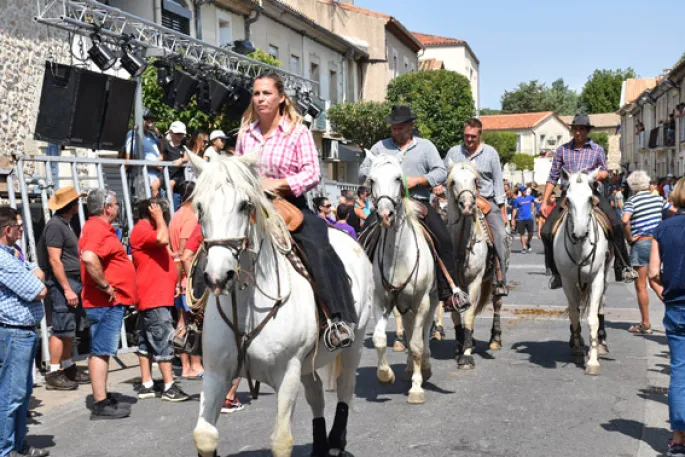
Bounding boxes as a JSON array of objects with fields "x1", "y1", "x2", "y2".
[{"x1": 236, "y1": 118, "x2": 320, "y2": 197}]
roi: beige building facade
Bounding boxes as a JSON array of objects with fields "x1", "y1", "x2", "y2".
[{"x1": 481, "y1": 112, "x2": 571, "y2": 157}]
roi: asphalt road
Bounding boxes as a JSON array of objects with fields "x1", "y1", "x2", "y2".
[{"x1": 27, "y1": 239, "x2": 672, "y2": 457}]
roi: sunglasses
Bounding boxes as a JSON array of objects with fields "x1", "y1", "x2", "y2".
[
  {"x1": 2, "y1": 221, "x2": 23, "y2": 229},
  {"x1": 323, "y1": 204, "x2": 332, "y2": 208}
]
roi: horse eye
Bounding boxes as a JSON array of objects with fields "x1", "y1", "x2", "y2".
[{"x1": 239, "y1": 201, "x2": 250, "y2": 212}]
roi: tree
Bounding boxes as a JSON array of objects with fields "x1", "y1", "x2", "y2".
[
  {"x1": 386, "y1": 70, "x2": 475, "y2": 155},
  {"x1": 510, "y1": 153, "x2": 534, "y2": 171},
  {"x1": 480, "y1": 107, "x2": 502, "y2": 115},
  {"x1": 327, "y1": 101, "x2": 391, "y2": 150},
  {"x1": 589, "y1": 132, "x2": 609, "y2": 152},
  {"x1": 579, "y1": 68, "x2": 637, "y2": 114},
  {"x1": 500, "y1": 79, "x2": 578, "y2": 115},
  {"x1": 481, "y1": 131, "x2": 517, "y2": 165},
  {"x1": 546, "y1": 79, "x2": 579, "y2": 116}
]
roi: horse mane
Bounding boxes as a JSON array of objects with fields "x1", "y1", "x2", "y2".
[
  {"x1": 191, "y1": 155, "x2": 288, "y2": 241},
  {"x1": 368, "y1": 154, "x2": 422, "y2": 228},
  {"x1": 447, "y1": 161, "x2": 480, "y2": 189}
]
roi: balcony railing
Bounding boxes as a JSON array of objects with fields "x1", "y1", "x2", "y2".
[{"x1": 648, "y1": 127, "x2": 659, "y2": 148}]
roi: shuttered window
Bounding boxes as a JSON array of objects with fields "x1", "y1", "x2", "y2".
[{"x1": 161, "y1": 0, "x2": 191, "y2": 35}]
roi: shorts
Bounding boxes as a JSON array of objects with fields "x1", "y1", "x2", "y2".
[
  {"x1": 84, "y1": 305, "x2": 125, "y2": 356},
  {"x1": 630, "y1": 238, "x2": 652, "y2": 267},
  {"x1": 175, "y1": 295, "x2": 190, "y2": 313},
  {"x1": 137, "y1": 307, "x2": 175, "y2": 362},
  {"x1": 517, "y1": 219, "x2": 534, "y2": 235},
  {"x1": 46, "y1": 276, "x2": 84, "y2": 338}
]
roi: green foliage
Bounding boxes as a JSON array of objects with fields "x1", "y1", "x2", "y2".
[
  {"x1": 579, "y1": 68, "x2": 637, "y2": 114},
  {"x1": 675, "y1": 52, "x2": 685, "y2": 68},
  {"x1": 589, "y1": 132, "x2": 609, "y2": 152},
  {"x1": 480, "y1": 107, "x2": 502, "y2": 115},
  {"x1": 327, "y1": 102, "x2": 391, "y2": 150},
  {"x1": 511, "y1": 153, "x2": 534, "y2": 171},
  {"x1": 247, "y1": 49, "x2": 281, "y2": 68},
  {"x1": 386, "y1": 70, "x2": 475, "y2": 155},
  {"x1": 481, "y1": 131, "x2": 517, "y2": 165},
  {"x1": 500, "y1": 78, "x2": 578, "y2": 115}
]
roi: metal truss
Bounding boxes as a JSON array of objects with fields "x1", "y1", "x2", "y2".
[{"x1": 34, "y1": 0, "x2": 318, "y2": 91}]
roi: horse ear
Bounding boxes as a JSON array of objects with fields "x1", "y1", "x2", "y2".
[
  {"x1": 187, "y1": 150, "x2": 208, "y2": 175},
  {"x1": 446, "y1": 157, "x2": 455, "y2": 171},
  {"x1": 561, "y1": 168, "x2": 570, "y2": 181},
  {"x1": 588, "y1": 169, "x2": 600, "y2": 183}
]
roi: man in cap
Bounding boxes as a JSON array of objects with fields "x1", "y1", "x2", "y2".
[
  {"x1": 360, "y1": 105, "x2": 470, "y2": 312},
  {"x1": 204, "y1": 130, "x2": 230, "y2": 161},
  {"x1": 163, "y1": 120, "x2": 189, "y2": 208},
  {"x1": 540, "y1": 114, "x2": 636, "y2": 289},
  {"x1": 512, "y1": 184, "x2": 536, "y2": 254},
  {"x1": 37, "y1": 187, "x2": 89, "y2": 391},
  {"x1": 444, "y1": 118, "x2": 510, "y2": 296}
]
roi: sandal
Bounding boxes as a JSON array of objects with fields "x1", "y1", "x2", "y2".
[{"x1": 628, "y1": 323, "x2": 653, "y2": 334}]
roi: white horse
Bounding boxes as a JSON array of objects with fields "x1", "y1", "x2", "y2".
[
  {"x1": 446, "y1": 162, "x2": 505, "y2": 369},
  {"x1": 554, "y1": 169, "x2": 611, "y2": 376},
  {"x1": 187, "y1": 153, "x2": 373, "y2": 457},
  {"x1": 368, "y1": 155, "x2": 438, "y2": 404}
]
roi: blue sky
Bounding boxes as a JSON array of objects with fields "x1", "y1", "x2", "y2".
[{"x1": 355, "y1": 0, "x2": 685, "y2": 109}]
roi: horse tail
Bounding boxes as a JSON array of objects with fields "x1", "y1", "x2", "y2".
[{"x1": 326, "y1": 353, "x2": 343, "y2": 391}]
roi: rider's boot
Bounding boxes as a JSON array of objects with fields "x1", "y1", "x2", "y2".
[{"x1": 492, "y1": 258, "x2": 508, "y2": 297}]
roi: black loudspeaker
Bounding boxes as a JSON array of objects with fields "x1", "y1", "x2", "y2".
[
  {"x1": 35, "y1": 62, "x2": 107, "y2": 149},
  {"x1": 225, "y1": 85, "x2": 252, "y2": 121},
  {"x1": 162, "y1": 68, "x2": 198, "y2": 110},
  {"x1": 99, "y1": 77, "x2": 136, "y2": 151}
]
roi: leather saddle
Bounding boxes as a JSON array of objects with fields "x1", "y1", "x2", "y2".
[{"x1": 551, "y1": 197, "x2": 613, "y2": 239}]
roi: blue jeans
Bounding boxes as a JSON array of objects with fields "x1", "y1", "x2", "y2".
[
  {"x1": 0, "y1": 327, "x2": 38, "y2": 456},
  {"x1": 137, "y1": 307, "x2": 174, "y2": 361},
  {"x1": 85, "y1": 306, "x2": 125, "y2": 356},
  {"x1": 665, "y1": 304, "x2": 685, "y2": 431}
]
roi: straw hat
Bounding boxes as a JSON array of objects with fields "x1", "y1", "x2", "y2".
[{"x1": 48, "y1": 186, "x2": 84, "y2": 212}]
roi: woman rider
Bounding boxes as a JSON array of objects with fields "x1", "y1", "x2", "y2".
[{"x1": 234, "y1": 73, "x2": 356, "y2": 349}]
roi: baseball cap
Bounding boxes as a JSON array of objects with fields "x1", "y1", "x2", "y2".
[
  {"x1": 519, "y1": 185, "x2": 526, "y2": 192},
  {"x1": 209, "y1": 130, "x2": 229, "y2": 141},
  {"x1": 168, "y1": 121, "x2": 187, "y2": 135}
]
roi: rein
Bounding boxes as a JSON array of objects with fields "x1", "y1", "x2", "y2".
[{"x1": 562, "y1": 209, "x2": 600, "y2": 291}]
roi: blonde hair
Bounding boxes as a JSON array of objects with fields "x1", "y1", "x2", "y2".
[
  {"x1": 240, "y1": 74, "x2": 303, "y2": 134},
  {"x1": 671, "y1": 177, "x2": 685, "y2": 209}
]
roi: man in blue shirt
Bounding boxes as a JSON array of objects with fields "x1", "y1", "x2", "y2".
[
  {"x1": 512, "y1": 186, "x2": 535, "y2": 253},
  {"x1": 0, "y1": 206, "x2": 49, "y2": 457}
]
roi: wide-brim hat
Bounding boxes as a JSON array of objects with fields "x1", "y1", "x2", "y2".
[
  {"x1": 48, "y1": 186, "x2": 84, "y2": 211},
  {"x1": 385, "y1": 105, "x2": 417, "y2": 125},
  {"x1": 570, "y1": 114, "x2": 594, "y2": 129}
]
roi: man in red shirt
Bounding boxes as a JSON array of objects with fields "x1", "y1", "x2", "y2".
[
  {"x1": 80, "y1": 189, "x2": 135, "y2": 420},
  {"x1": 130, "y1": 199, "x2": 189, "y2": 402}
]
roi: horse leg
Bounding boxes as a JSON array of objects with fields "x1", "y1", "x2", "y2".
[
  {"x1": 407, "y1": 297, "x2": 431, "y2": 404},
  {"x1": 489, "y1": 291, "x2": 503, "y2": 351},
  {"x1": 598, "y1": 297, "x2": 609, "y2": 356},
  {"x1": 453, "y1": 310, "x2": 464, "y2": 359},
  {"x1": 585, "y1": 273, "x2": 604, "y2": 376},
  {"x1": 271, "y1": 359, "x2": 302, "y2": 457},
  {"x1": 193, "y1": 298, "x2": 236, "y2": 457},
  {"x1": 421, "y1": 298, "x2": 438, "y2": 382},
  {"x1": 433, "y1": 305, "x2": 445, "y2": 341},
  {"x1": 301, "y1": 372, "x2": 328, "y2": 457},
  {"x1": 563, "y1": 283, "x2": 585, "y2": 363},
  {"x1": 392, "y1": 307, "x2": 406, "y2": 352},
  {"x1": 457, "y1": 282, "x2": 480, "y2": 370},
  {"x1": 372, "y1": 298, "x2": 395, "y2": 385},
  {"x1": 328, "y1": 332, "x2": 365, "y2": 457}
]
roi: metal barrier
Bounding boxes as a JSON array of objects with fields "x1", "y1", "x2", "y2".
[{"x1": 10, "y1": 153, "x2": 185, "y2": 367}]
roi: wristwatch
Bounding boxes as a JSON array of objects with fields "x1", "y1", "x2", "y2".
[{"x1": 97, "y1": 283, "x2": 111, "y2": 291}]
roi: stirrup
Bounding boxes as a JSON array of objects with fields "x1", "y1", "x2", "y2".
[{"x1": 323, "y1": 321, "x2": 354, "y2": 351}]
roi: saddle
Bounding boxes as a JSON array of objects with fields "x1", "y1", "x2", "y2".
[{"x1": 551, "y1": 198, "x2": 613, "y2": 239}]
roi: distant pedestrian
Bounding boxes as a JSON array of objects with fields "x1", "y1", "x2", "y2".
[
  {"x1": 623, "y1": 171, "x2": 676, "y2": 335},
  {"x1": 79, "y1": 189, "x2": 135, "y2": 420},
  {"x1": 334, "y1": 205, "x2": 357, "y2": 240},
  {"x1": 314, "y1": 197, "x2": 335, "y2": 224},
  {"x1": 130, "y1": 199, "x2": 189, "y2": 402},
  {"x1": 354, "y1": 186, "x2": 371, "y2": 226},
  {"x1": 341, "y1": 190, "x2": 361, "y2": 234},
  {"x1": 512, "y1": 185, "x2": 535, "y2": 253},
  {"x1": 36, "y1": 187, "x2": 89, "y2": 391},
  {"x1": 648, "y1": 178, "x2": 685, "y2": 457},
  {"x1": 0, "y1": 206, "x2": 50, "y2": 457}
]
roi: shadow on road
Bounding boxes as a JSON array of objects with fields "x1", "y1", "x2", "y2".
[
  {"x1": 511, "y1": 340, "x2": 584, "y2": 369},
  {"x1": 232, "y1": 444, "x2": 312, "y2": 456},
  {"x1": 600, "y1": 418, "x2": 669, "y2": 454},
  {"x1": 24, "y1": 435, "x2": 55, "y2": 452},
  {"x1": 638, "y1": 387, "x2": 669, "y2": 406}
]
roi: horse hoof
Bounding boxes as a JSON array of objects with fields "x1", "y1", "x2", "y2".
[
  {"x1": 585, "y1": 364, "x2": 600, "y2": 376},
  {"x1": 457, "y1": 355, "x2": 475, "y2": 370},
  {"x1": 489, "y1": 340, "x2": 502, "y2": 351},
  {"x1": 377, "y1": 369, "x2": 395, "y2": 385},
  {"x1": 407, "y1": 390, "x2": 425, "y2": 404},
  {"x1": 392, "y1": 340, "x2": 406, "y2": 352},
  {"x1": 598, "y1": 342, "x2": 610, "y2": 356}
]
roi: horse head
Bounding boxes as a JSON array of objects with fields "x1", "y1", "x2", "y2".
[
  {"x1": 366, "y1": 154, "x2": 407, "y2": 228},
  {"x1": 563, "y1": 168, "x2": 599, "y2": 242},
  {"x1": 447, "y1": 159, "x2": 480, "y2": 216},
  {"x1": 188, "y1": 151, "x2": 276, "y2": 294}
]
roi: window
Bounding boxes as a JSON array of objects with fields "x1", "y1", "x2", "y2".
[
  {"x1": 404, "y1": 56, "x2": 409, "y2": 74},
  {"x1": 329, "y1": 70, "x2": 338, "y2": 104},
  {"x1": 218, "y1": 19, "x2": 232, "y2": 46},
  {"x1": 470, "y1": 68, "x2": 473, "y2": 81},
  {"x1": 310, "y1": 62, "x2": 320, "y2": 84},
  {"x1": 539, "y1": 134, "x2": 546, "y2": 151},
  {"x1": 268, "y1": 44, "x2": 279, "y2": 60},
  {"x1": 392, "y1": 48, "x2": 398, "y2": 77},
  {"x1": 162, "y1": 0, "x2": 191, "y2": 35},
  {"x1": 557, "y1": 135, "x2": 562, "y2": 145},
  {"x1": 516, "y1": 134, "x2": 522, "y2": 152},
  {"x1": 290, "y1": 55, "x2": 300, "y2": 74}
]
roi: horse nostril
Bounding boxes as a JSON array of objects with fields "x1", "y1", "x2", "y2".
[
  {"x1": 226, "y1": 271, "x2": 235, "y2": 282},
  {"x1": 387, "y1": 211, "x2": 394, "y2": 218}
]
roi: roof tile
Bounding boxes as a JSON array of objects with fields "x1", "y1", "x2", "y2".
[
  {"x1": 412, "y1": 31, "x2": 464, "y2": 47},
  {"x1": 481, "y1": 112, "x2": 559, "y2": 130}
]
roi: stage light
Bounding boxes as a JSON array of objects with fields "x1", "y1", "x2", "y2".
[
  {"x1": 87, "y1": 40, "x2": 116, "y2": 71},
  {"x1": 232, "y1": 40, "x2": 256, "y2": 56},
  {"x1": 120, "y1": 47, "x2": 147, "y2": 78}
]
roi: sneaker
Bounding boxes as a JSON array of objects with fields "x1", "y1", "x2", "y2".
[
  {"x1": 63, "y1": 364, "x2": 90, "y2": 384},
  {"x1": 221, "y1": 397, "x2": 245, "y2": 414},
  {"x1": 17, "y1": 444, "x2": 50, "y2": 457},
  {"x1": 138, "y1": 384, "x2": 158, "y2": 400},
  {"x1": 668, "y1": 441, "x2": 685, "y2": 457},
  {"x1": 90, "y1": 399, "x2": 130, "y2": 421},
  {"x1": 45, "y1": 370, "x2": 78, "y2": 391},
  {"x1": 527, "y1": 247, "x2": 533, "y2": 253},
  {"x1": 521, "y1": 249, "x2": 528, "y2": 254},
  {"x1": 161, "y1": 383, "x2": 190, "y2": 402},
  {"x1": 550, "y1": 275, "x2": 562, "y2": 290}
]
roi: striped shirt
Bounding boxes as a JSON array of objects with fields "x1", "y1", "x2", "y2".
[
  {"x1": 236, "y1": 118, "x2": 320, "y2": 198},
  {"x1": 0, "y1": 245, "x2": 45, "y2": 327},
  {"x1": 623, "y1": 191, "x2": 671, "y2": 237},
  {"x1": 547, "y1": 139, "x2": 607, "y2": 184}
]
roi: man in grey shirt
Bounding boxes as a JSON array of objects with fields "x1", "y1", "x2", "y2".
[
  {"x1": 444, "y1": 118, "x2": 509, "y2": 296},
  {"x1": 360, "y1": 105, "x2": 469, "y2": 311}
]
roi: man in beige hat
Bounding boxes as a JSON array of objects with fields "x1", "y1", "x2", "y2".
[{"x1": 37, "y1": 186, "x2": 89, "y2": 390}]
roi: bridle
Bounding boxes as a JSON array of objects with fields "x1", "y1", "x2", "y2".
[{"x1": 562, "y1": 197, "x2": 600, "y2": 291}]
